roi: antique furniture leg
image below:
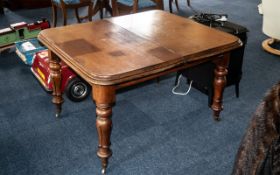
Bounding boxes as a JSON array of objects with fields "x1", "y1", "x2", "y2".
[
  {"x1": 175, "y1": 0, "x2": 179, "y2": 11},
  {"x1": 52, "y1": 4, "x2": 58, "y2": 27},
  {"x1": 235, "y1": 82, "x2": 239, "y2": 98},
  {"x1": 104, "y1": 0, "x2": 113, "y2": 16},
  {"x1": 79, "y1": 2, "x2": 93, "y2": 21},
  {"x1": 101, "y1": 0, "x2": 112, "y2": 18},
  {"x1": 211, "y1": 53, "x2": 230, "y2": 121},
  {"x1": 99, "y1": 5, "x2": 104, "y2": 19},
  {"x1": 75, "y1": 8, "x2": 82, "y2": 23},
  {"x1": 93, "y1": 85, "x2": 116, "y2": 174},
  {"x1": 49, "y1": 51, "x2": 64, "y2": 117},
  {"x1": 92, "y1": 0, "x2": 111, "y2": 19},
  {"x1": 169, "y1": 0, "x2": 173, "y2": 13},
  {"x1": 88, "y1": 2, "x2": 93, "y2": 21},
  {"x1": 92, "y1": 0, "x2": 103, "y2": 19},
  {"x1": 61, "y1": 5, "x2": 68, "y2": 26},
  {"x1": 169, "y1": 0, "x2": 179, "y2": 13}
]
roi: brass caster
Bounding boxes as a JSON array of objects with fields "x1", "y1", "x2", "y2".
[
  {"x1": 55, "y1": 113, "x2": 60, "y2": 118},
  {"x1": 212, "y1": 110, "x2": 221, "y2": 121},
  {"x1": 101, "y1": 168, "x2": 106, "y2": 175},
  {"x1": 214, "y1": 117, "x2": 221, "y2": 122}
]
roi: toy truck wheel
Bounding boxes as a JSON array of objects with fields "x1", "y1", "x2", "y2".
[{"x1": 65, "y1": 77, "x2": 91, "y2": 102}]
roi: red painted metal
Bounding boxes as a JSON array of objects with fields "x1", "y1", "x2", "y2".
[{"x1": 31, "y1": 50, "x2": 77, "y2": 92}]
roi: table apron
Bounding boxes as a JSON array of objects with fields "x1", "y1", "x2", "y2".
[{"x1": 114, "y1": 53, "x2": 226, "y2": 90}]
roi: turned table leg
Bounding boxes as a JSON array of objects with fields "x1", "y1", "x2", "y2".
[
  {"x1": 211, "y1": 53, "x2": 230, "y2": 121},
  {"x1": 93, "y1": 85, "x2": 116, "y2": 174},
  {"x1": 49, "y1": 51, "x2": 64, "y2": 117}
]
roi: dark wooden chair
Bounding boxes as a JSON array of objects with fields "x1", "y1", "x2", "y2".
[
  {"x1": 51, "y1": 0, "x2": 93, "y2": 27},
  {"x1": 169, "y1": 0, "x2": 190, "y2": 13},
  {"x1": 92, "y1": 0, "x2": 112, "y2": 19},
  {"x1": 111, "y1": 0, "x2": 163, "y2": 16}
]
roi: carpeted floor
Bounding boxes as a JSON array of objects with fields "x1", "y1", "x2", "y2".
[{"x1": 0, "y1": 0, "x2": 280, "y2": 174}]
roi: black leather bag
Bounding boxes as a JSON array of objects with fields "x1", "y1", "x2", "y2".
[{"x1": 175, "y1": 14, "x2": 248, "y2": 106}]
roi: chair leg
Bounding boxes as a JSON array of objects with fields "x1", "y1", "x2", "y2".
[
  {"x1": 99, "y1": 0, "x2": 104, "y2": 19},
  {"x1": 169, "y1": 0, "x2": 179, "y2": 13},
  {"x1": 187, "y1": 0, "x2": 190, "y2": 6},
  {"x1": 51, "y1": 4, "x2": 57, "y2": 27},
  {"x1": 61, "y1": 6, "x2": 67, "y2": 26},
  {"x1": 111, "y1": 0, "x2": 119, "y2": 16},
  {"x1": 100, "y1": 8, "x2": 104, "y2": 19},
  {"x1": 92, "y1": 0, "x2": 101, "y2": 17},
  {"x1": 169, "y1": 0, "x2": 173, "y2": 13},
  {"x1": 235, "y1": 83, "x2": 239, "y2": 98},
  {"x1": 88, "y1": 2, "x2": 93, "y2": 21},
  {"x1": 75, "y1": 8, "x2": 82, "y2": 23},
  {"x1": 175, "y1": 0, "x2": 179, "y2": 11},
  {"x1": 104, "y1": 0, "x2": 113, "y2": 16}
]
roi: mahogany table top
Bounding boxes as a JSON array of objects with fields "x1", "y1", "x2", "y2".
[{"x1": 38, "y1": 10, "x2": 241, "y2": 85}]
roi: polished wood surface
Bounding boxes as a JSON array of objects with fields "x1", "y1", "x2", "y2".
[
  {"x1": 40, "y1": 10, "x2": 240, "y2": 85},
  {"x1": 108, "y1": 11, "x2": 240, "y2": 59},
  {"x1": 38, "y1": 10, "x2": 241, "y2": 173}
]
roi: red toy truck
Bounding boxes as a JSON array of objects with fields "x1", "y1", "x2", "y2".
[{"x1": 31, "y1": 50, "x2": 91, "y2": 102}]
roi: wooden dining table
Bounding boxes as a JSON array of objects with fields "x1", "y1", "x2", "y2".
[{"x1": 38, "y1": 10, "x2": 242, "y2": 174}]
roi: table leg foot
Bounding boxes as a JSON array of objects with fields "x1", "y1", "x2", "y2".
[
  {"x1": 96, "y1": 111, "x2": 112, "y2": 173},
  {"x1": 213, "y1": 111, "x2": 221, "y2": 121},
  {"x1": 55, "y1": 111, "x2": 61, "y2": 118},
  {"x1": 49, "y1": 51, "x2": 64, "y2": 118},
  {"x1": 102, "y1": 168, "x2": 106, "y2": 175},
  {"x1": 211, "y1": 53, "x2": 230, "y2": 120},
  {"x1": 53, "y1": 99, "x2": 62, "y2": 118},
  {"x1": 101, "y1": 158, "x2": 108, "y2": 174},
  {"x1": 93, "y1": 85, "x2": 115, "y2": 174}
]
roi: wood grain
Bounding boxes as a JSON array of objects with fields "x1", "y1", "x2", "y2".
[
  {"x1": 39, "y1": 10, "x2": 241, "y2": 86},
  {"x1": 38, "y1": 10, "x2": 242, "y2": 172}
]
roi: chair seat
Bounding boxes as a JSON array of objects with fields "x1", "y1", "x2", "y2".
[
  {"x1": 51, "y1": 0, "x2": 93, "y2": 27},
  {"x1": 52, "y1": 0, "x2": 81, "y2": 5},
  {"x1": 117, "y1": 0, "x2": 156, "y2": 8}
]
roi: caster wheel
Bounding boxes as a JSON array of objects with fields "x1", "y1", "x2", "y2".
[
  {"x1": 101, "y1": 168, "x2": 106, "y2": 175},
  {"x1": 55, "y1": 113, "x2": 60, "y2": 118}
]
